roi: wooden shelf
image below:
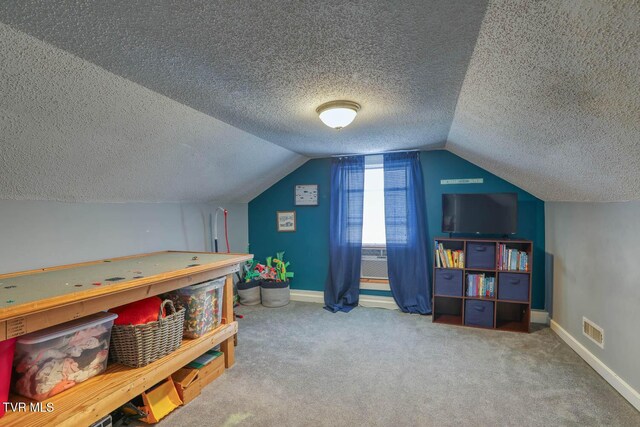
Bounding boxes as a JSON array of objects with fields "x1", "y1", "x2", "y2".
[
  {"x1": 437, "y1": 267, "x2": 529, "y2": 274},
  {"x1": 433, "y1": 238, "x2": 532, "y2": 333},
  {"x1": 3, "y1": 322, "x2": 238, "y2": 427},
  {"x1": 464, "y1": 296, "x2": 496, "y2": 301},
  {"x1": 432, "y1": 296, "x2": 463, "y2": 326},
  {"x1": 0, "y1": 251, "x2": 252, "y2": 340},
  {"x1": 495, "y1": 320, "x2": 529, "y2": 333},
  {"x1": 0, "y1": 251, "x2": 249, "y2": 426},
  {"x1": 496, "y1": 298, "x2": 530, "y2": 304},
  {"x1": 433, "y1": 314, "x2": 463, "y2": 326}
]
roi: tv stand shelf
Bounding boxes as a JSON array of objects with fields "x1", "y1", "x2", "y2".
[{"x1": 432, "y1": 238, "x2": 532, "y2": 333}]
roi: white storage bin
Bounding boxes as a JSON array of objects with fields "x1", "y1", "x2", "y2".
[{"x1": 12, "y1": 312, "x2": 117, "y2": 401}]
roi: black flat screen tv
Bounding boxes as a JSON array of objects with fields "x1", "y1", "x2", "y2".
[{"x1": 442, "y1": 193, "x2": 518, "y2": 235}]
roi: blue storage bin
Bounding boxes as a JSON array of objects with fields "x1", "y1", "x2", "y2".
[
  {"x1": 464, "y1": 300, "x2": 494, "y2": 328},
  {"x1": 434, "y1": 269, "x2": 463, "y2": 296},
  {"x1": 498, "y1": 273, "x2": 530, "y2": 302},
  {"x1": 466, "y1": 242, "x2": 496, "y2": 269}
]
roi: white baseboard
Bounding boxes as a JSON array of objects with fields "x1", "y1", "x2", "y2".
[
  {"x1": 290, "y1": 290, "x2": 550, "y2": 319},
  {"x1": 289, "y1": 289, "x2": 398, "y2": 310},
  {"x1": 289, "y1": 289, "x2": 324, "y2": 304},
  {"x1": 358, "y1": 295, "x2": 399, "y2": 310},
  {"x1": 359, "y1": 281, "x2": 391, "y2": 291},
  {"x1": 531, "y1": 310, "x2": 549, "y2": 325},
  {"x1": 550, "y1": 319, "x2": 640, "y2": 411}
]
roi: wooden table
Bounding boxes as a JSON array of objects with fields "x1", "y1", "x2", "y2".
[{"x1": 0, "y1": 251, "x2": 252, "y2": 427}]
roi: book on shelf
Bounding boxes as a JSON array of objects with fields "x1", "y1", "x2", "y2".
[
  {"x1": 466, "y1": 273, "x2": 495, "y2": 298},
  {"x1": 435, "y1": 242, "x2": 464, "y2": 268},
  {"x1": 498, "y1": 244, "x2": 529, "y2": 271}
]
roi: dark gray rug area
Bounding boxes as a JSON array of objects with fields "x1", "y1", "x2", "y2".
[{"x1": 162, "y1": 301, "x2": 639, "y2": 426}]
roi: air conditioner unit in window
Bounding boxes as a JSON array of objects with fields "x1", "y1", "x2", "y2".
[{"x1": 361, "y1": 247, "x2": 388, "y2": 279}]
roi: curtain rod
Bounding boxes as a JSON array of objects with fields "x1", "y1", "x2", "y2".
[{"x1": 331, "y1": 149, "x2": 421, "y2": 158}]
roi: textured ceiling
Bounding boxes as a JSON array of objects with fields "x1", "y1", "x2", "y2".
[
  {"x1": 0, "y1": 0, "x2": 488, "y2": 157},
  {"x1": 0, "y1": 23, "x2": 306, "y2": 203},
  {"x1": 1, "y1": 1, "x2": 638, "y2": 204},
  {"x1": 448, "y1": 0, "x2": 640, "y2": 202}
]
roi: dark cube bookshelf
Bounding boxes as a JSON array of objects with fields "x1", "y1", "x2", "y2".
[{"x1": 432, "y1": 237, "x2": 533, "y2": 333}]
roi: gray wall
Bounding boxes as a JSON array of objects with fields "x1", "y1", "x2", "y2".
[
  {"x1": 0, "y1": 199, "x2": 248, "y2": 274},
  {"x1": 546, "y1": 201, "x2": 640, "y2": 393},
  {"x1": 203, "y1": 202, "x2": 249, "y2": 254}
]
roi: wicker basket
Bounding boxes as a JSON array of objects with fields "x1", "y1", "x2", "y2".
[{"x1": 110, "y1": 300, "x2": 185, "y2": 368}]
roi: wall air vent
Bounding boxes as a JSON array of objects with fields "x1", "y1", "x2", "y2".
[{"x1": 582, "y1": 317, "x2": 604, "y2": 349}]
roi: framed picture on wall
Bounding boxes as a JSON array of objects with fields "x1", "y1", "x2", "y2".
[
  {"x1": 295, "y1": 184, "x2": 318, "y2": 206},
  {"x1": 277, "y1": 211, "x2": 296, "y2": 232}
]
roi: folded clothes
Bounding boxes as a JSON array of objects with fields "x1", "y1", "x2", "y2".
[{"x1": 13, "y1": 323, "x2": 111, "y2": 401}]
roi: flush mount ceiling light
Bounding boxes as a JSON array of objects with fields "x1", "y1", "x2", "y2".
[{"x1": 316, "y1": 100, "x2": 361, "y2": 130}]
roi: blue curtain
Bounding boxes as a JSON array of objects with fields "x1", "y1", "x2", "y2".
[
  {"x1": 324, "y1": 156, "x2": 365, "y2": 313},
  {"x1": 383, "y1": 152, "x2": 432, "y2": 314}
]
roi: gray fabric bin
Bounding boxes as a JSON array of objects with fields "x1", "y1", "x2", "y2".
[
  {"x1": 237, "y1": 280, "x2": 262, "y2": 306},
  {"x1": 260, "y1": 281, "x2": 290, "y2": 308}
]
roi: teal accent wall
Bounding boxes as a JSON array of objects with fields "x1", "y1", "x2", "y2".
[
  {"x1": 249, "y1": 158, "x2": 332, "y2": 293},
  {"x1": 248, "y1": 150, "x2": 546, "y2": 309}
]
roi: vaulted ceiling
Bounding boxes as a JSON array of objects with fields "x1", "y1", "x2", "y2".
[
  {"x1": 449, "y1": 1, "x2": 640, "y2": 202},
  {"x1": 0, "y1": 1, "x2": 638, "y2": 203},
  {"x1": 0, "y1": 22, "x2": 305, "y2": 203}
]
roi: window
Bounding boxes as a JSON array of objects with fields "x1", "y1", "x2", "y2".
[
  {"x1": 362, "y1": 156, "x2": 386, "y2": 246},
  {"x1": 361, "y1": 156, "x2": 390, "y2": 289}
]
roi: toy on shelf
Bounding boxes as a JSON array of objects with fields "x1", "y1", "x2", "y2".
[{"x1": 164, "y1": 279, "x2": 225, "y2": 339}]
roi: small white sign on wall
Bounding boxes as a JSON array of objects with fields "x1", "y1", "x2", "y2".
[
  {"x1": 295, "y1": 184, "x2": 318, "y2": 206},
  {"x1": 440, "y1": 178, "x2": 484, "y2": 185}
]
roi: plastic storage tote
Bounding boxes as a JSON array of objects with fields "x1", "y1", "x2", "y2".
[
  {"x1": 12, "y1": 312, "x2": 117, "y2": 401},
  {"x1": 165, "y1": 277, "x2": 225, "y2": 338},
  {"x1": 0, "y1": 338, "x2": 16, "y2": 418}
]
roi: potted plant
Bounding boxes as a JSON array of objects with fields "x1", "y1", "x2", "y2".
[
  {"x1": 236, "y1": 260, "x2": 262, "y2": 306},
  {"x1": 260, "y1": 252, "x2": 294, "y2": 308}
]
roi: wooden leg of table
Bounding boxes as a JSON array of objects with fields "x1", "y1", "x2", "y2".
[
  {"x1": 222, "y1": 273, "x2": 236, "y2": 368},
  {"x1": 233, "y1": 312, "x2": 238, "y2": 346},
  {"x1": 221, "y1": 336, "x2": 235, "y2": 368}
]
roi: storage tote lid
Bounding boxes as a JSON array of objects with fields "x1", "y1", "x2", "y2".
[
  {"x1": 17, "y1": 312, "x2": 118, "y2": 345},
  {"x1": 176, "y1": 277, "x2": 225, "y2": 294}
]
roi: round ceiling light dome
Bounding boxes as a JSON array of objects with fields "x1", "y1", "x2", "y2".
[{"x1": 316, "y1": 100, "x2": 361, "y2": 130}]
